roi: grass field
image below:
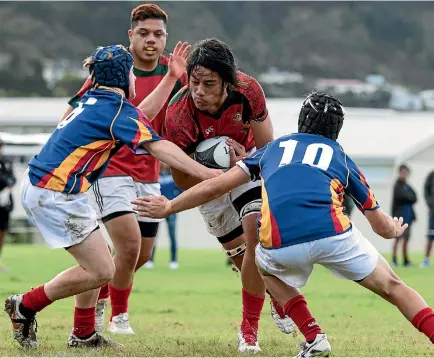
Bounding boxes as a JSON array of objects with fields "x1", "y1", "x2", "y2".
[{"x1": 0, "y1": 244, "x2": 433, "y2": 357}]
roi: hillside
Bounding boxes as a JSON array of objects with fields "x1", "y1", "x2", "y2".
[{"x1": 1, "y1": 1, "x2": 434, "y2": 96}]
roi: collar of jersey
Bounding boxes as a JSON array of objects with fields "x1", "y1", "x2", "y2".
[
  {"x1": 133, "y1": 56, "x2": 164, "y2": 77},
  {"x1": 97, "y1": 86, "x2": 125, "y2": 98}
]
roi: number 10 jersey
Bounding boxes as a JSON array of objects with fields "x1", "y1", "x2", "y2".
[{"x1": 237, "y1": 133, "x2": 380, "y2": 249}]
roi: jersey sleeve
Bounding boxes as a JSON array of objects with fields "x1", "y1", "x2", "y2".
[
  {"x1": 112, "y1": 109, "x2": 162, "y2": 155},
  {"x1": 179, "y1": 72, "x2": 188, "y2": 87},
  {"x1": 68, "y1": 77, "x2": 93, "y2": 108},
  {"x1": 245, "y1": 77, "x2": 268, "y2": 123},
  {"x1": 162, "y1": 92, "x2": 200, "y2": 154},
  {"x1": 345, "y1": 156, "x2": 380, "y2": 213},
  {"x1": 236, "y1": 145, "x2": 268, "y2": 181},
  {"x1": 168, "y1": 73, "x2": 187, "y2": 102}
]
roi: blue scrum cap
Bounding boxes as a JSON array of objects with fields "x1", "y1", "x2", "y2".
[{"x1": 84, "y1": 44, "x2": 133, "y2": 89}]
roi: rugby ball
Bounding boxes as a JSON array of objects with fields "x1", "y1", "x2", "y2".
[{"x1": 194, "y1": 136, "x2": 231, "y2": 170}]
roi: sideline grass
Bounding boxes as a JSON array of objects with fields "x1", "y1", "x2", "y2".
[{"x1": 0, "y1": 244, "x2": 433, "y2": 356}]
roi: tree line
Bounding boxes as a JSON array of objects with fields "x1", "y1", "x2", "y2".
[{"x1": 1, "y1": 1, "x2": 433, "y2": 97}]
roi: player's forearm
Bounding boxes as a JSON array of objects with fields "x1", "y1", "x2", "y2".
[
  {"x1": 172, "y1": 169, "x2": 201, "y2": 190},
  {"x1": 251, "y1": 116, "x2": 274, "y2": 149},
  {"x1": 169, "y1": 179, "x2": 225, "y2": 214},
  {"x1": 137, "y1": 74, "x2": 178, "y2": 121},
  {"x1": 366, "y1": 208, "x2": 396, "y2": 239},
  {"x1": 169, "y1": 166, "x2": 250, "y2": 214},
  {"x1": 146, "y1": 140, "x2": 208, "y2": 180}
]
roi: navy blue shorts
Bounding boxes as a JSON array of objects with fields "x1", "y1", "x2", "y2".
[{"x1": 428, "y1": 215, "x2": 434, "y2": 240}]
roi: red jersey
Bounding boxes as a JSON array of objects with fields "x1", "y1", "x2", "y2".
[
  {"x1": 162, "y1": 72, "x2": 268, "y2": 154},
  {"x1": 69, "y1": 56, "x2": 187, "y2": 182}
]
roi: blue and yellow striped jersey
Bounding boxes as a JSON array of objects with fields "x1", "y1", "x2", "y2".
[
  {"x1": 237, "y1": 133, "x2": 379, "y2": 249},
  {"x1": 28, "y1": 88, "x2": 161, "y2": 194}
]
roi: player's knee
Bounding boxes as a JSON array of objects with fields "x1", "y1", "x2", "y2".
[
  {"x1": 136, "y1": 249, "x2": 152, "y2": 268},
  {"x1": 380, "y1": 272, "x2": 403, "y2": 300},
  {"x1": 114, "y1": 238, "x2": 141, "y2": 264},
  {"x1": 93, "y1": 260, "x2": 115, "y2": 287}
]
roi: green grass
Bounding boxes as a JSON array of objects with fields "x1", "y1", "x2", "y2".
[{"x1": 0, "y1": 244, "x2": 433, "y2": 356}]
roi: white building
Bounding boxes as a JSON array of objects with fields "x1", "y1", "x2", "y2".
[{"x1": 1, "y1": 97, "x2": 433, "y2": 253}]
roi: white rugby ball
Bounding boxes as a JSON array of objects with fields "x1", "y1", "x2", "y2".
[{"x1": 194, "y1": 136, "x2": 231, "y2": 170}]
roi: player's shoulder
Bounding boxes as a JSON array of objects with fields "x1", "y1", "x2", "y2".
[
  {"x1": 290, "y1": 133, "x2": 343, "y2": 148},
  {"x1": 232, "y1": 71, "x2": 264, "y2": 99},
  {"x1": 81, "y1": 89, "x2": 125, "y2": 119},
  {"x1": 159, "y1": 55, "x2": 170, "y2": 66},
  {"x1": 168, "y1": 85, "x2": 190, "y2": 107}
]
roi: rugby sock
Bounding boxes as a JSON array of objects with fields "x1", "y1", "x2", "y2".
[
  {"x1": 411, "y1": 307, "x2": 434, "y2": 343},
  {"x1": 73, "y1": 307, "x2": 96, "y2": 338},
  {"x1": 21, "y1": 285, "x2": 52, "y2": 315},
  {"x1": 284, "y1": 295, "x2": 322, "y2": 342},
  {"x1": 267, "y1": 290, "x2": 286, "y2": 318},
  {"x1": 242, "y1": 288, "x2": 265, "y2": 331},
  {"x1": 109, "y1": 284, "x2": 132, "y2": 320},
  {"x1": 98, "y1": 284, "x2": 109, "y2": 301}
]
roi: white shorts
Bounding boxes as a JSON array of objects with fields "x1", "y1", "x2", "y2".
[
  {"x1": 87, "y1": 176, "x2": 162, "y2": 223},
  {"x1": 255, "y1": 226, "x2": 379, "y2": 288},
  {"x1": 199, "y1": 179, "x2": 261, "y2": 240},
  {"x1": 20, "y1": 171, "x2": 99, "y2": 249}
]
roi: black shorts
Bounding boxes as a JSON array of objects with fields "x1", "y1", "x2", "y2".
[{"x1": 0, "y1": 207, "x2": 10, "y2": 231}]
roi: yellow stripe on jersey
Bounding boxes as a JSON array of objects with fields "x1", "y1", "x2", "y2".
[
  {"x1": 92, "y1": 148, "x2": 113, "y2": 175},
  {"x1": 44, "y1": 140, "x2": 115, "y2": 192},
  {"x1": 259, "y1": 179, "x2": 272, "y2": 248},
  {"x1": 128, "y1": 117, "x2": 153, "y2": 143},
  {"x1": 77, "y1": 147, "x2": 114, "y2": 193},
  {"x1": 329, "y1": 179, "x2": 351, "y2": 231}
]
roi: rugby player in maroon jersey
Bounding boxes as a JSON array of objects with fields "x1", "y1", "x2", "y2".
[
  {"x1": 62, "y1": 4, "x2": 188, "y2": 337},
  {"x1": 161, "y1": 38, "x2": 295, "y2": 353}
]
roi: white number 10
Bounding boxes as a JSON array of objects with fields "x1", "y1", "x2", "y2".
[{"x1": 278, "y1": 139, "x2": 334, "y2": 171}]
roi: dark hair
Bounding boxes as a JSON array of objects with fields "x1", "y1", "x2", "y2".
[
  {"x1": 298, "y1": 91, "x2": 345, "y2": 140},
  {"x1": 187, "y1": 38, "x2": 238, "y2": 86},
  {"x1": 131, "y1": 4, "x2": 168, "y2": 28},
  {"x1": 399, "y1": 164, "x2": 410, "y2": 172}
]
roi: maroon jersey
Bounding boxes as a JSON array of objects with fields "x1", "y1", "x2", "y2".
[
  {"x1": 162, "y1": 72, "x2": 268, "y2": 154},
  {"x1": 69, "y1": 56, "x2": 187, "y2": 182}
]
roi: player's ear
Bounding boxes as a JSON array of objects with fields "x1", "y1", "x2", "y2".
[{"x1": 128, "y1": 29, "x2": 133, "y2": 41}]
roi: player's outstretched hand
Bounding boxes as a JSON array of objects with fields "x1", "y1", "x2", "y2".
[
  {"x1": 167, "y1": 41, "x2": 191, "y2": 80},
  {"x1": 226, "y1": 138, "x2": 247, "y2": 167},
  {"x1": 392, "y1": 216, "x2": 408, "y2": 238},
  {"x1": 132, "y1": 196, "x2": 171, "y2": 219}
]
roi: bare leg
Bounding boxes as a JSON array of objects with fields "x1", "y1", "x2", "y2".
[
  {"x1": 241, "y1": 214, "x2": 265, "y2": 296},
  {"x1": 221, "y1": 235, "x2": 245, "y2": 270},
  {"x1": 0, "y1": 230, "x2": 6, "y2": 263},
  {"x1": 425, "y1": 240, "x2": 433, "y2": 260},
  {"x1": 402, "y1": 238, "x2": 411, "y2": 265},
  {"x1": 359, "y1": 256, "x2": 428, "y2": 320},
  {"x1": 105, "y1": 214, "x2": 141, "y2": 290},
  {"x1": 136, "y1": 236, "x2": 156, "y2": 270},
  {"x1": 261, "y1": 274, "x2": 300, "y2": 307},
  {"x1": 392, "y1": 238, "x2": 400, "y2": 265},
  {"x1": 45, "y1": 230, "x2": 115, "y2": 301}
]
